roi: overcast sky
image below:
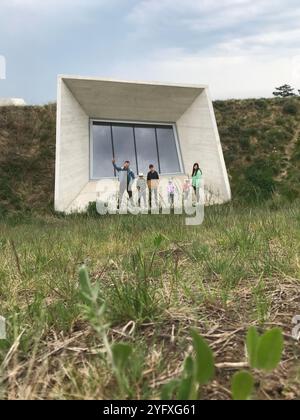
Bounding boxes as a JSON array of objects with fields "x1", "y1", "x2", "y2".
[{"x1": 1, "y1": 0, "x2": 300, "y2": 104}]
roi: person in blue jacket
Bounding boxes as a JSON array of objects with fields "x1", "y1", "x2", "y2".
[{"x1": 112, "y1": 159, "x2": 135, "y2": 206}]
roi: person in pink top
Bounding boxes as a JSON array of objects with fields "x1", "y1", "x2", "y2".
[{"x1": 167, "y1": 179, "x2": 175, "y2": 208}]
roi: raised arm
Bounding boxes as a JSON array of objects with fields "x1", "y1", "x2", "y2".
[{"x1": 112, "y1": 159, "x2": 122, "y2": 172}]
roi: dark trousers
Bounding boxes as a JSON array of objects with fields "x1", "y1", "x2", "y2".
[{"x1": 193, "y1": 186, "x2": 200, "y2": 202}]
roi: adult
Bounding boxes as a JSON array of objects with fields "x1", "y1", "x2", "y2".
[
  {"x1": 192, "y1": 163, "x2": 202, "y2": 202},
  {"x1": 112, "y1": 159, "x2": 135, "y2": 206},
  {"x1": 147, "y1": 164, "x2": 160, "y2": 208}
]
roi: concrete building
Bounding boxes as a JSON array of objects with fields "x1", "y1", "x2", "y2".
[
  {"x1": 0, "y1": 98, "x2": 26, "y2": 106},
  {"x1": 55, "y1": 75, "x2": 231, "y2": 213}
]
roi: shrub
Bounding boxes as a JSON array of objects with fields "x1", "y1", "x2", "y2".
[
  {"x1": 86, "y1": 201, "x2": 98, "y2": 216},
  {"x1": 243, "y1": 160, "x2": 277, "y2": 199},
  {"x1": 264, "y1": 127, "x2": 291, "y2": 145},
  {"x1": 254, "y1": 99, "x2": 268, "y2": 110},
  {"x1": 282, "y1": 101, "x2": 298, "y2": 115}
]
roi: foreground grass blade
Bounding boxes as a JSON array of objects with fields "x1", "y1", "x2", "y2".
[
  {"x1": 79, "y1": 265, "x2": 93, "y2": 303},
  {"x1": 111, "y1": 343, "x2": 133, "y2": 372}
]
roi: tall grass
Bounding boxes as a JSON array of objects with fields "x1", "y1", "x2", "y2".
[{"x1": 0, "y1": 201, "x2": 299, "y2": 399}]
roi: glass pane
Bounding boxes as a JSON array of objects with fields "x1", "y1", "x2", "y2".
[
  {"x1": 92, "y1": 123, "x2": 114, "y2": 178},
  {"x1": 112, "y1": 125, "x2": 137, "y2": 175},
  {"x1": 157, "y1": 127, "x2": 181, "y2": 174},
  {"x1": 135, "y1": 126, "x2": 159, "y2": 175}
]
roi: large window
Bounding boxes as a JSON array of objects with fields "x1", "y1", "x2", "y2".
[{"x1": 91, "y1": 122, "x2": 182, "y2": 179}]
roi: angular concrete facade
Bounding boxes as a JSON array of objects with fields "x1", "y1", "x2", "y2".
[{"x1": 55, "y1": 75, "x2": 231, "y2": 213}]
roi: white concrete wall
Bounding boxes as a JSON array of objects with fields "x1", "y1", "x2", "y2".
[
  {"x1": 55, "y1": 77, "x2": 231, "y2": 213},
  {"x1": 55, "y1": 79, "x2": 89, "y2": 211},
  {"x1": 177, "y1": 88, "x2": 231, "y2": 202}
]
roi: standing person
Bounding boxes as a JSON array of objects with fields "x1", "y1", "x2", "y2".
[
  {"x1": 136, "y1": 173, "x2": 147, "y2": 208},
  {"x1": 147, "y1": 164, "x2": 160, "y2": 208},
  {"x1": 192, "y1": 163, "x2": 202, "y2": 203},
  {"x1": 112, "y1": 159, "x2": 135, "y2": 207},
  {"x1": 167, "y1": 179, "x2": 175, "y2": 208}
]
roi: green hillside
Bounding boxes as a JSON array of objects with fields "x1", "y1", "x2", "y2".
[
  {"x1": 215, "y1": 97, "x2": 300, "y2": 202},
  {"x1": 0, "y1": 97, "x2": 300, "y2": 214},
  {"x1": 0, "y1": 105, "x2": 56, "y2": 215}
]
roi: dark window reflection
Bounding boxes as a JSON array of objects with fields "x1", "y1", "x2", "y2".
[
  {"x1": 91, "y1": 122, "x2": 182, "y2": 179},
  {"x1": 135, "y1": 126, "x2": 159, "y2": 175},
  {"x1": 156, "y1": 127, "x2": 181, "y2": 174},
  {"x1": 92, "y1": 124, "x2": 114, "y2": 178},
  {"x1": 112, "y1": 125, "x2": 137, "y2": 174}
]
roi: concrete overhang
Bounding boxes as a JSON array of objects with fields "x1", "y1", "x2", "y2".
[{"x1": 60, "y1": 75, "x2": 207, "y2": 122}]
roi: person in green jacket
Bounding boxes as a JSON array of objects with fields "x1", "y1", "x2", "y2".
[{"x1": 192, "y1": 163, "x2": 202, "y2": 202}]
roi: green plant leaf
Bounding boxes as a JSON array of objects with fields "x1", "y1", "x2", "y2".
[
  {"x1": 256, "y1": 328, "x2": 284, "y2": 372},
  {"x1": 176, "y1": 356, "x2": 196, "y2": 400},
  {"x1": 161, "y1": 380, "x2": 179, "y2": 400},
  {"x1": 177, "y1": 377, "x2": 195, "y2": 401},
  {"x1": 231, "y1": 371, "x2": 254, "y2": 400},
  {"x1": 246, "y1": 326, "x2": 260, "y2": 368},
  {"x1": 111, "y1": 343, "x2": 133, "y2": 372},
  {"x1": 79, "y1": 265, "x2": 93, "y2": 303},
  {"x1": 183, "y1": 356, "x2": 194, "y2": 377},
  {"x1": 153, "y1": 234, "x2": 164, "y2": 248},
  {"x1": 191, "y1": 329, "x2": 215, "y2": 385}
]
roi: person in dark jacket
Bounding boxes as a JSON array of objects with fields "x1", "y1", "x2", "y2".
[
  {"x1": 112, "y1": 159, "x2": 135, "y2": 207},
  {"x1": 147, "y1": 164, "x2": 159, "y2": 208}
]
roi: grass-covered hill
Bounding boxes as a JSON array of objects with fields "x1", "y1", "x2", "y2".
[
  {"x1": 0, "y1": 105, "x2": 56, "y2": 215},
  {"x1": 1, "y1": 97, "x2": 300, "y2": 214},
  {"x1": 214, "y1": 97, "x2": 300, "y2": 202}
]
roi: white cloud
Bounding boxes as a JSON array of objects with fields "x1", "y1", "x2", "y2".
[
  {"x1": 110, "y1": 49, "x2": 297, "y2": 99},
  {"x1": 119, "y1": 0, "x2": 300, "y2": 99},
  {"x1": 0, "y1": 0, "x2": 114, "y2": 38},
  {"x1": 1, "y1": 0, "x2": 300, "y2": 101},
  {"x1": 127, "y1": 0, "x2": 300, "y2": 52},
  {"x1": 218, "y1": 28, "x2": 300, "y2": 54},
  {"x1": 1, "y1": 0, "x2": 106, "y2": 9}
]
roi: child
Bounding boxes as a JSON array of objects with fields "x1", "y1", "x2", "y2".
[
  {"x1": 136, "y1": 173, "x2": 147, "y2": 208},
  {"x1": 183, "y1": 179, "x2": 191, "y2": 201},
  {"x1": 167, "y1": 179, "x2": 175, "y2": 208}
]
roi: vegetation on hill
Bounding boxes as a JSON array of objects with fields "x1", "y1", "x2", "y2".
[
  {"x1": 215, "y1": 97, "x2": 300, "y2": 202},
  {"x1": 1, "y1": 97, "x2": 300, "y2": 214},
  {"x1": 0, "y1": 105, "x2": 56, "y2": 215}
]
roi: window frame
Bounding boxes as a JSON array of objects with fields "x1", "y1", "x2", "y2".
[{"x1": 89, "y1": 119, "x2": 184, "y2": 180}]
